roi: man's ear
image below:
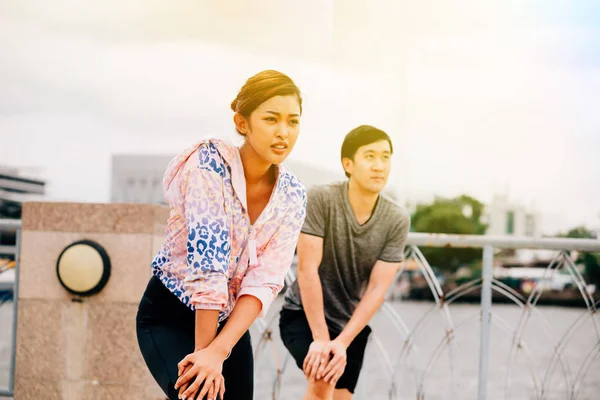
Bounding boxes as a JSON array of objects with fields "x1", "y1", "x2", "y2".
[
  {"x1": 342, "y1": 157, "x2": 353, "y2": 176},
  {"x1": 233, "y1": 113, "x2": 248, "y2": 136}
]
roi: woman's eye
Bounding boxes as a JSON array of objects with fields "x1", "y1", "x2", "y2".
[
  {"x1": 265, "y1": 117, "x2": 276, "y2": 122},
  {"x1": 289, "y1": 119, "x2": 299, "y2": 125}
]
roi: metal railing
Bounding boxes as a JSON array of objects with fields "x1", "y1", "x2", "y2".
[
  {"x1": 1, "y1": 224, "x2": 599, "y2": 399},
  {"x1": 252, "y1": 233, "x2": 600, "y2": 400},
  {"x1": 0, "y1": 219, "x2": 20, "y2": 398}
]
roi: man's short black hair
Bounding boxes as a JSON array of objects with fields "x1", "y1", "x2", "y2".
[{"x1": 340, "y1": 125, "x2": 393, "y2": 178}]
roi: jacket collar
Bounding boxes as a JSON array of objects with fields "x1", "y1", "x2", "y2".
[{"x1": 211, "y1": 138, "x2": 289, "y2": 219}]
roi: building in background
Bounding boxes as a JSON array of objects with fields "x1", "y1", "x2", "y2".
[
  {"x1": 111, "y1": 155, "x2": 170, "y2": 205},
  {"x1": 484, "y1": 194, "x2": 540, "y2": 237},
  {"x1": 0, "y1": 166, "x2": 45, "y2": 276},
  {"x1": 0, "y1": 166, "x2": 46, "y2": 219},
  {"x1": 483, "y1": 194, "x2": 551, "y2": 265},
  {"x1": 111, "y1": 154, "x2": 400, "y2": 205}
]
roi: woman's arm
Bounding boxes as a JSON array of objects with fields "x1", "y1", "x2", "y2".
[
  {"x1": 176, "y1": 297, "x2": 261, "y2": 400},
  {"x1": 176, "y1": 177, "x2": 306, "y2": 399},
  {"x1": 183, "y1": 163, "x2": 230, "y2": 311},
  {"x1": 194, "y1": 309, "x2": 219, "y2": 351},
  {"x1": 236, "y1": 191, "x2": 307, "y2": 318},
  {"x1": 174, "y1": 147, "x2": 232, "y2": 400},
  {"x1": 207, "y1": 295, "x2": 261, "y2": 357},
  {"x1": 174, "y1": 309, "x2": 219, "y2": 399}
]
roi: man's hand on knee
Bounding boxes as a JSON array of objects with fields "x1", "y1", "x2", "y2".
[
  {"x1": 318, "y1": 339, "x2": 347, "y2": 385},
  {"x1": 303, "y1": 340, "x2": 329, "y2": 382}
]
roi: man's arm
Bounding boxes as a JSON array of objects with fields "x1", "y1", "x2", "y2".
[
  {"x1": 296, "y1": 232, "x2": 330, "y2": 378},
  {"x1": 338, "y1": 210, "x2": 410, "y2": 343},
  {"x1": 319, "y1": 260, "x2": 401, "y2": 384},
  {"x1": 298, "y1": 233, "x2": 327, "y2": 340},
  {"x1": 337, "y1": 260, "x2": 401, "y2": 346}
]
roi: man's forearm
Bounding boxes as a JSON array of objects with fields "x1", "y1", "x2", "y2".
[
  {"x1": 208, "y1": 295, "x2": 261, "y2": 357},
  {"x1": 298, "y1": 269, "x2": 330, "y2": 341},
  {"x1": 336, "y1": 287, "x2": 386, "y2": 347}
]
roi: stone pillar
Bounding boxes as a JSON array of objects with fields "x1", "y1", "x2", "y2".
[{"x1": 15, "y1": 202, "x2": 169, "y2": 400}]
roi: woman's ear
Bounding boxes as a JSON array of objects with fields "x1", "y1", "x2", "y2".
[{"x1": 233, "y1": 113, "x2": 248, "y2": 136}]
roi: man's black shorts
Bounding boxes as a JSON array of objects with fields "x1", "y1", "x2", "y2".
[{"x1": 279, "y1": 308, "x2": 372, "y2": 393}]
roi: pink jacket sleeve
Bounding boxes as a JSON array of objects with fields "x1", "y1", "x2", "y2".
[
  {"x1": 183, "y1": 164, "x2": 231, "y2": 311},
  {"x1": 238, "y1": 191, "x2": 307, "y2": 318}
]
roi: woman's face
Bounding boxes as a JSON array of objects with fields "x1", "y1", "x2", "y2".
[{"x1": 236, "y1": 95, "x2": 301, "y2": 165}]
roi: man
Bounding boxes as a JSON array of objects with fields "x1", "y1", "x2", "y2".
[{"x1": 279, "y1": 125, "x2": 411, "y2": 400}]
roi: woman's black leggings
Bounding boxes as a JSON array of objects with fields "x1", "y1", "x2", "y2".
[{"x1": 136, "y1": 276, "x2": 254, "y2": 400}]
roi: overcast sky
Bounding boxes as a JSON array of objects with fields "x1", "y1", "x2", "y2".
[{"x1": 1, "y1": 0, "x2": 599, "y2": 235}]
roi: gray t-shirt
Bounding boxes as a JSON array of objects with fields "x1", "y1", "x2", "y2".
[{"x1": 283, "y1": 182, "x2": 411, "y2": 331}]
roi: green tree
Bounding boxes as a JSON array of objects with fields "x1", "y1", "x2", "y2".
[
  {"x1": 558, "y1": 226, "x2": 600, "y2": 287},
  {"x1": 582, "y1": 253, "x2": 600, "y2": 287},
  {"x1": 562, "y1": 226, "x2": 597, "y2": 240},
  {"x1": 411, "y1": 195, "x2": 487, "y2": 271}
]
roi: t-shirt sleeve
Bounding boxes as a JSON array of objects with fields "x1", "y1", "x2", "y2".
[
  {"x1": 378, "y1": 209, "x2": 411, "y2": 263},
  {"x1": 301, "y1": 186, "x2": 327, "y2": 237}
]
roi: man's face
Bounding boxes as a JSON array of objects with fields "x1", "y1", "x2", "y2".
[{"x1": 343, "y1": 139, "x2": 392, "y2": 194}]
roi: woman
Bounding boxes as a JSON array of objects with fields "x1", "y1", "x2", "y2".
[{"x1": 136, "y1": 70, "x2": 307, "y2": 400}]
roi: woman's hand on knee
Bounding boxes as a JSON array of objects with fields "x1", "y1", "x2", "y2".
[{"x1": 174, "y1": 348, "x2": 226, "y2": 400}]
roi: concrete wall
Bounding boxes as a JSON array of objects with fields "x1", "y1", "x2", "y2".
[{"x1": 15, "y1": 202, "x2": 169, "y2": 400}]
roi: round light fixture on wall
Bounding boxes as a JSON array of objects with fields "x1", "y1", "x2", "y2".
[{"x1": 56, "y1": 240, "x2": 111, "y2": 296}]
